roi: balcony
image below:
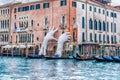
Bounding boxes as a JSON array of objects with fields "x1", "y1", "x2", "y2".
[
  {"x1": 43, "y1": 24, "x2": 48, "y2": 30},
  {"x1": 0, "y1": 42, "x2": 8, "y2": 45},
  {"x1": 14, "y1": 26, "x2": 33, "y2": 32},
  {"x1": 59, "y1": 23, "x2": 67, "y2": 29},
  {"x1": 73, "y1": 23, "x2": 77, "y2": 29},
  {"x1": 0, "y1": 28, "x2": 9, "y2": 32}
]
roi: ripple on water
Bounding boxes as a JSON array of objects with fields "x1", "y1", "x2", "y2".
[{"x1": 0, "y1": 57, "x2": 120, "y2": 80}]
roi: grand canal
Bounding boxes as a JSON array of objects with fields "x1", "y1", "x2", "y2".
[{"x1": 0, "y1": 56, "x2": 120, "y2": 80}]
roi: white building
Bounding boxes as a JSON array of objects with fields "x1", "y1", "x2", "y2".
[{"x1": 76, "y1": 0, "x2": 120, "y2": 55}]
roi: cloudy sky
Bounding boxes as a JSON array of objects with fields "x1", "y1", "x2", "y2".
[{"x1": 0, "y1": 0, "x2": 120, "y2": 6}]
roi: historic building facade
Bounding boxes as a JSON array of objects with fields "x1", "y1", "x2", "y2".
[
  {"x1": 0, "y1": 0, "x2": 120, "y2": 55},
  {"x1": 10, "y1": 0, "x2": 77, "y2": 51},
  {"x1": 76, "y1": 0, "x2": 120, "y2": 55}
]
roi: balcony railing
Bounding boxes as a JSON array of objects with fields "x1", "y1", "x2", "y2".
[
  {"x1": 59, "y1": 23, "x2": 67, "y2": 29},
  {"x1": 14, "y1": 26, "x2": 33, "y2": 32},
  {"x1": 0, "y1": 28, "x2": 9, "y2": 32},
  {"x1": 0, "y1": 42, "x2": 8, "y2": 45},
  {"x1": 43, "y1": 24, "x2": 48, "y2": 30}
]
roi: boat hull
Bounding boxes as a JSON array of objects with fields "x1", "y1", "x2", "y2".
[
  {"x1": 28, "y1": 54, "x2": 44, "y2": 59},
  {"x1": 112, "y1": 56, "x2": 120, "y2": 62}
]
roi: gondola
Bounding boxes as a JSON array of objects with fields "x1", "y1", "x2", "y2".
[
  {"x1": 112, "y1": 56, "x2": 120, "y2": 62},
  {"x1": 94, "y1": 56, "x2": 106, "y2": 62},
  {"x1": 45, "y1": 55, "x2": 73, "y2": 59},
  {"x1": 73, "y1": 55, "x2": 94, "y2": 61},
  {"x1": 28, "y1": 54, "x2": 45, "y2": 59},
  {"x1": 102, "y1": 56, "x2": 114, "y2": 62}
]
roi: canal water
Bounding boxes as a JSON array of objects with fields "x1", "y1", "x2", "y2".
[{"x1": 0, "y1": 56, "x2": 120, "y2": 80}]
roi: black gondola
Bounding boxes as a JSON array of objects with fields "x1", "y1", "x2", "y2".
[
  {"x1": 45, "y1": 55, "x2": 73, "y2": 59},
  {"x1": 28, "y1": 54, "x2": 45, "y2": 59},
  {"x1": 102, "y1": 56, "x2": 114, "y2": 62},
  {"x1": 112, "y1": 56, "x2": 120, "y2": 62},
  {"x1": 93, "y1": 56, "x2": 106, "y2": 62},
  {"x1": 73, "y1": 55, "x2": 94, "y2": 61}
]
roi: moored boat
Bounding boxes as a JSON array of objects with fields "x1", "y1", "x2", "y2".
[{"x1": 94, "y1": 56, "x2": 106, "y2": 62}]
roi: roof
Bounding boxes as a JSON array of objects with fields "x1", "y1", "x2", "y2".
[{"x1": 0, "y1": 2, "x2": 21, "y2": 8}]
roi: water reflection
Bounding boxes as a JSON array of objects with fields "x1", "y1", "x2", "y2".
[{"x1": 0, "y1": 56, "x2": 120, "y2": 80}]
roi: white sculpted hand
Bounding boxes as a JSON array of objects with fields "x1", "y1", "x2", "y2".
[
  {"x1": 39, "y1": 27, "x2": 58, "y2": 55},
  {"x1": 55, "y1": 32, "x2": 71, "y2": 57}
]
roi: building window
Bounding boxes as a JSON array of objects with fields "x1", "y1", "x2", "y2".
[
  {"x1": 82, "y1": 4, "x2": 84, "y2": 9},
  {"x1": 45, "y1": 18, "x2": 48, "y2": 25},
  {"x1": 94, "y1": 20, "x2": 97, "y2": 30},
  {"x1": 107, "y1": 35, "x2": 109, "y2": 43},
  {"x1": 43, "y1": 3, "x2": 49, "y2": 8},
  {"x1": 103, "y1": 35, "x2": 105, "y2": 43},
  {"x1": 111, "y1": 35, "x2": 113, "y2": 43},
  {"x1": 99, "y1": 20, "x2": 102, "y2": 31},
  {"x1": 103, "y1": 10, "x2": 105, "y2": 14},
  {"x1": 8, "y1": 9, "x2": 9, "y2": 14},
  {"x1": 90, "y1": 33, "x2": 93, "y2": 42},
  {"x1": 82, "y1": 32, "x2": 85, "y2": 42},
  {"x1": 31, "y1": 20, "x2": 34, "y2": 27},
  {"x1": 103, "y1": 21, "x2": 106, "y2": 31},
  {"x1": 94, "y1": 7, "x2": 96, "y2": 12},
  {"x1": 98, "y1": 9, "x2": 101, "y2": 13},
  {"x1": 73, "y1": 32, "x2": 76, "y2": 42},
  {"x1": 82, "y1": 17, "x2": 85, "y2": 28},
  {"x1": 62, "y1": 16, "x2": 65, "y2": 25},
  {"x1": 114, "y1": 13, "x2": 117, "y2": 18},
  {"x1": 114, "y1": 36, "x2": 117, "y2": 43},
  {"x1": 14, "y1": 15, "x2": 16, "y2": 19},
  {"x1": 107, "y1": 22, "x2": 109, "y2": 32},
  {"x1": 107, "y1": 11, "x2": 109, "y2": 16},
  {"x1": 111, "y1": 22, "x2": 113, "y2": 32},
  {"x1": 89, "y1": 6, "x2": 92, "y2": 11},
  {"x1": 111, "y1": 12, "x2": 113, "y2": 17},
  {"x1": 72, "y1": 1, "x2": 76, "y2": 8},
  {"x1": 94, "y1": 34, "x2": 97, "y2": 42},
  {"x1": 114, "y1": 23, "x2": 116, "y2": 33},
  {"x1": 60, "y1": 0, "x2": 67, "y2": 6},
  {"x1": 36, "y1": 4, "x2": 40, "y2": 9},
  {"x1": 14, "y1": 8, "x2": 17, "y2": 13},
  {"x1": 99, "y1": 34, "x2": 101, "y2": 43},
  {"x1": 30, "y1": 5, "x2": 34, "y2": 10},
  {"x1": 89, "y1": 18, "x2": 93, "y2": 29}
]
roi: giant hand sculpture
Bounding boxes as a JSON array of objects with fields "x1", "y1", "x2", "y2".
[
  {"x1": 39, "y1": 27, "x2": 58, "y2": 56},
  {"x1": 55, "y1": 32, "x2": 71, "y2": 57}
]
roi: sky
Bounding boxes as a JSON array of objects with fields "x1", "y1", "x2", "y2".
[{"x1": 0, "y1": 0, "x2": 120, "y2": 6}]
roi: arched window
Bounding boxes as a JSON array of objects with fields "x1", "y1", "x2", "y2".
[
  {"x1": 3, "y1": 20, "x2": 4, "y2": 29},
  {"x1": 99, "y1": 20, "x2": 101, "y2": 31},
  {"x1": 5, "y1": 20, "x2": 6, "y2": 28},
  {"x1": 31, "y1": 20, "x2": 33, "y2": 27},
  {"x1": 90, "y1": 33, "x2": 93, "y2": 41},
  {"x1": 94, "y1": 20, "x2": 97, "y2": 30},
  {"x1": 114, "y1": 36, "x2": 116, "y2": 43},
  {"x1": 103, "y1": 35, "x2": 105, "y2": 43},
  {"x1": 103, "y1": 21, "x2": 106, "y2": 31},
  {"x1": 94, "y1": 33, "x2": 97, "y2": 42},
  {"x1": 99, "y1": 34, "x2": 101, "y2": 43},
  {"x1": 62, "y1": 16, "x2": 65, "y2": 25},
  {"x1": 114, "y1": 23, "x2": 116, "y2": 33},
  {"x1": 107, "y1": 22, "x2": 109, "y2": 32},
  {"x1": 107, "y1": 35, "x2": 109, "y2": 43},
  {"x1": 111, "y1": 35, "x2": 113, "y2": 43},
  {"x1": 82, "y1": 17, "x2": 85, "y2": 28},
  {"x1": 111, "y1": 22, "x2": 113, "y2": 32},
  {"x1": 89, "y1": 18, "x2": 93, "y2": 29},
  {"x1": 82, "y1": 32, "x2": 85, "y2": 42}
]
